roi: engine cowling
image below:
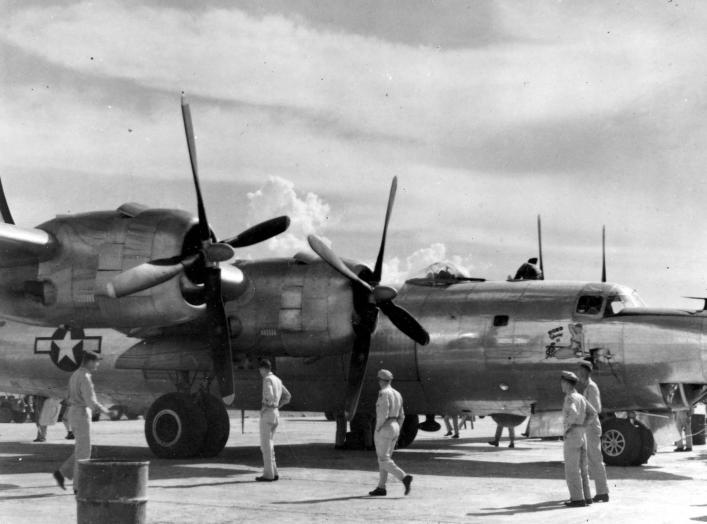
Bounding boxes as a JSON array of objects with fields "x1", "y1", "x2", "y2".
[{"x1": 4, "y1": 204, "x2": 208, "y2": 329}]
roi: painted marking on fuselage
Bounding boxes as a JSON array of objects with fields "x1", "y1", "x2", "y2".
[
  {"x1": 545, "y1": 323, "x2": 586, "y2": 360},
  {"x1": 34, "y1": 326, "x2": 102, "y2": 372}
]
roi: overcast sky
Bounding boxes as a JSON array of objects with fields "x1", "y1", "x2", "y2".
[{"x1": 2, "y1": 0, "x2": 706, "y2": 307}]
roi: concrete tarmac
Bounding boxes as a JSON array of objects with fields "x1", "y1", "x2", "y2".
[{"x1": 1, "y1": 414, "x2": 706, "y2": 523}]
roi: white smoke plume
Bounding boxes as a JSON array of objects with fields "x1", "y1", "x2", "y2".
[{"x1": 245, "y1": 176, "x2": 332, "y2": 254}]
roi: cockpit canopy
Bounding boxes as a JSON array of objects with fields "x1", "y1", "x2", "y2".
[{"x1": 406, "y1": 260, "x2": 482, "y2": 287}]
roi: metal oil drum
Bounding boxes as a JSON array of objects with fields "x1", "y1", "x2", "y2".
[{"x1": 76, "y1": 459, "x2": 148, "y2": 524}]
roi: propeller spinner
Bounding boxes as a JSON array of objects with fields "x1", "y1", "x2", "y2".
[{"x1": 307, "y1": 176, "x2": 430, "y2": 420}]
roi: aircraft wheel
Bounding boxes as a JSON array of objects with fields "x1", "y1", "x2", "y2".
[
  {"x1": 396, "y1": 414, "x2": 419, "y2": 449},
  {"x1": 109, "y1": 405, "x2": 124, "y2": 421},
  {"x1": 197, "y1": 394, "x2": 230, "y2": 458},
  {"x1": 635, "y1": 420, "x2": 656, "y2": 465},
  {"x1": 145, "y1": 393, "x2": 207, "y2": 458},
  {"x1": 324, "y1": 411, "x2": 335, "y2": 421},
  {"x1": 0, "y1": 406, "x2": 13, "y2": 423},
  {"x1": 490, "y1": 413, "x2": 527, "y2": 427},
  {"x1": 601, "y1": 417, "x2": 641, "y2": 466}
]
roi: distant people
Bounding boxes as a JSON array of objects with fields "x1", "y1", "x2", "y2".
[
  {"x1": 514, "y1": 257, "x2": 542, "y2": 280},
  {"x1": 53, "y1": 351, "x2": 110, "y2": 492},
  {"x1": 369, "y1": 369, "x2": 413, "y2": 497},
  {"x1": 256, "y1": 359, "x2": 291, "y2": 482},
  {"x1": 674, "y1": 407, "x2": 694, "y2": 452},
  {"x1": 577, "y1": 360, "x2": 609, "y2": 503},
  {"x1": 443, "y1": 413, "x2": 459, "y2": 438},
  {"x1": 560, "y1": 371, "x2": 592, "y2": 508},
  {"x1": 488, "y1": 417, "x2": 517, "y2": 448},
  {"x1": 59, "y1": 399, "x2": 74, "y2": 440},
  {"x1": 32, "y1": 395, "x2": 47, "y2": 442}
]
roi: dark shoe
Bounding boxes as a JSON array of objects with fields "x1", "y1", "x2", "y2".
[
  {"x1": 53, "y1": 471, "x2": 65, "y2": 491},
  {"x1": 66, "y1": 432, "x2": 74, "y2": 440},
  {"x1": 255, "y1": 476, "x2": 275, "y2": 482},
  {"x1": 564, "y1": 500, "x2": 586, "y2": 507},
  {"x1": 33, "y1": 437, "x2": 45, "y2": 442},
  {"x1": 369, "y1": 487, "x2": 387, "y2": 496},
  {"x1": 273, "y1": 475, "x2": 279, "y2": 481},
  {"x1": 444, "y1": 431, "x2": 452, "y2": 436},
  {"x1": 508, "y1": 442, "x2": 515, "y2": 448},
  {"x1": 686, "y1": 447, "x2": 693, "y2": 451},
  {"x1": 402, "y1": 475, "x2": 413, "y2": 495},
  {"x1": 592, "y1": 493, "x2": 609, "y2": 503},
  {"x1": 584, "y1": 498, "x2": 593, "y2": 505},
  {"x1": 674, "y1": 447, "x2": 685, "y2": 452},
  {"x1": 488, "y1": 440, "x2": 499, "y2": 447},
  {"x1": 452, "y1": 433, "x2": 459, "y2": 439}
]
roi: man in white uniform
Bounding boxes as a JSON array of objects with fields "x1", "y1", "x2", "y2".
[
  {"x1": 369, "y1": 369, "x2": 413, "y2": 496},
  {"x1": 53, "y1": 351, "x2": 109, "y2": 491},
  {"x1": 561, "y1": 370, "x2": 592, "y2": 507},
  {"x1": 256, "y1": 359, "x2": 291, "y2": 482},
  {"x1": 577, "y1": 360, "x2": 609, "y2": 502}
]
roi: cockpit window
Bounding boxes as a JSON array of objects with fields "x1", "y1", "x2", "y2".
[
  {"x1": 576, "y1": 295, "x2": 604, "y2": 315},
  {"x1": 405, "y1": 260, "x2": 474, "y2": 286},
  {"x1": 605, "y1": 292, "x2": 645, "y2": 316}
]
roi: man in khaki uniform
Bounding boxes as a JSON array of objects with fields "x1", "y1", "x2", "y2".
[
  {"x1": 256, "y1": 359, "x2": 291, "y2": 482},
  {"x1": 577, "y1": 360, "x2": 609, "y2": 502},
  {"x1": 369, "y1": 369, "x2": 413, "y2": 497},
  {"x1": 53, "y1": 351, "x2": 109, "y2": 491},
  {"x1": 561, "y1": 370, "x2": 592, "y2": 507}
]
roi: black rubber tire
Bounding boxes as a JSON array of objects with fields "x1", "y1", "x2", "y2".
[
  {"x1": 635, "y1": 420, "x2": 656, "y2": 465},
  {"x1": 0, "y1": 406, "x2": 13, "y2": 423},
  {"x1": 11, "y1": 410, "x2": 28, "y2": 423},
  {"x1": 691, "y1": 414, "x2": 706, "y2": 446},
  {"x1": 396, "y1": 414, "x2": 419, "y2": 449},
  {"x1": 198, "y1": 394, "x2": 230, "y2": 458},
  {"x1": 601, "y1": 417, "x2": 642, "y2": 466},
  {"x1": 145, "y1": 393, "x2": 207, "y2": 458},
  {"x1": 324, "y1": 411, "x2": 335, "y2": 421},
  {"x1": 109, "y1": 405, "x2": 123, "y2": 421}
]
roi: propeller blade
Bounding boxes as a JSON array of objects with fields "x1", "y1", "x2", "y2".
[
  {"x1": 106, "y1": 254, "x2": 199, "y2": 298},
  {"x1": 223, "y1": 216, "x2": 291, "y2": 248},
  {"x1": 181, "y1": 95, "x2": 211, "y2": 242},
  {"x1": 0, "y1": 178, "x2": 15, "y2": 225},
  {"x1": 601, "y1": 225, "x2": 607, "y2": 283},
  {"x1": 205, "y1": 242, "x2": 235, "y2": 263},
  {"x1": 537, "y1": 214, "x2": 544, "y2": 280},
  {"x1": 343, "y1": 331, "x2": 372, "y2": 421},
  {"x1": 204, "y1": 266, "x2": 235, "y2": 403},
  {"x1": 372, "y1": 177, "x2": 397, "y2": 284},
  {"x1": 378, "y1": 301, "x2": 430, "y2": 345},
  {"x1": 307, "y1": 235, "x2": 373, "y2": 292}
]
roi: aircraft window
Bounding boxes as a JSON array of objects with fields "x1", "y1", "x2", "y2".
[
  {"x1": 606, "y1": 296, "x2": 625, "y2": 316},
  {"x1": 576, "y1": 295, "x2": 604, "y2": 315},
  {"x1": 493, "y1": 315, "x2": 509, "y2": 327}
]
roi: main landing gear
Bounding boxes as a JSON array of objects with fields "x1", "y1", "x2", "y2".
[
  {"x1": 334, "y1": 412, "x2": 420, "y2": 450},
  {"x1": 144, "y1": 392, "x2": 230, "y2": 458},
  {"x1": 601, "y1": 416, "x2": 655, "y2": 466}
]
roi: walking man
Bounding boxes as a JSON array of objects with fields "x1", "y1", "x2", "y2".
[
  {"x1": 577, "y1": 360, "x2": 609, "y2": 502},
  {"x1": 53, "y1": 351, "x2": 110, "y2": 491},
  {"x1": 369, "y1": 369, "x2": 413, "y2": 496},
  {"x1": 256, "y1": 359, "x2": 291, "y2": 482},
  {"x1": 560, "y1": 370, "x2": 592, "y2": 507}
]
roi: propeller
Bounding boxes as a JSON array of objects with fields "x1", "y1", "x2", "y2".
[
  {"x1": 537, "y1": 214, "x2": 544, "y2": 280},
  {"x1": 601, "y1": 225, "x2": 607, "y2": 283},
  {"x1": 307, "y1": 176, "x2": 430, "y2": 420},
  {"x1": 107, "y1": 95, "x2": 292, "y2": 403}
]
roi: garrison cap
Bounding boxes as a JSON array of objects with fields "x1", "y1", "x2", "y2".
[
  {"x1": 561, "y1": 370, "x2": 578, "y2": 384},
  {"x1": 82, "y1": 351, "x2": 102, "y2": 362},
  {"x1": 578, "y1": 360, "x2": 594, "y2": 372},
  {"x1": 377, "y1": 369, "x2": 394, "y2": 381}
]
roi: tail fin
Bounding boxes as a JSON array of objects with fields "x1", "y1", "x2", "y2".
[{"x1": 0, "y1": 178, "x2": 15, "y2": 224}]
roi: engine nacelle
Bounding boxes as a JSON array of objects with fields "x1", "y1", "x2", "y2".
[
  {"x1": 228, "y1": 258, "x2": 356, "y2": 357},
  {"x1": 1, "y1": 204, "x2": 206, "y2": 329}
]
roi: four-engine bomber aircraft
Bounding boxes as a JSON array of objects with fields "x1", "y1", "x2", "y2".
[{"x1": 1, "y1": 99, "x2": 706, "y2": 467}]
